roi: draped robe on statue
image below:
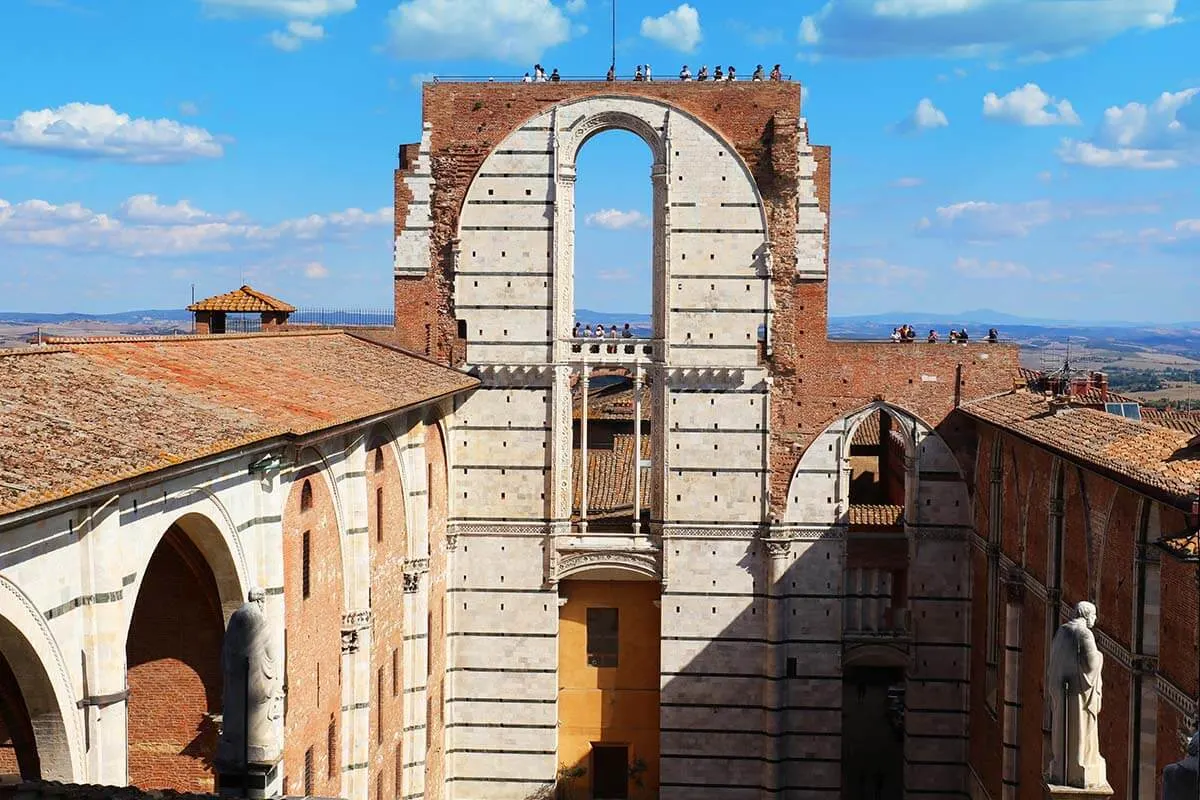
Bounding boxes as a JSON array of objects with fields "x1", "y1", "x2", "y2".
[{"x1": 1046, "y1": 611, "x2": 1107, "y2": 789}]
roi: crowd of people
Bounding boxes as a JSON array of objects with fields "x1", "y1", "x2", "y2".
[
  {"x1": 518, "y1": 63, "x2": 785, "y2": 83},
  {"x1": 573, "y1": 322, "x2": 637, "y2": 339},
  {"x1": 890, "y1": 325, "x2": 1000, "y2": 344}
]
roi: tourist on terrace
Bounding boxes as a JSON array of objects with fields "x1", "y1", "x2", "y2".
[
  {"x1": 752, "y1": 65, "x2": 764, "y2": 81},
  {"x1": 550, "y1": 68, "x2": 561, "y2": 82},
  {"x1": 680, "y1": 64, "x2": 692, "y2": 81},
  {"x1": 606, "y1": 65, "x2": 615, "y2": 81},
  {"x1": 890, "y1": 327, "x2": 902, "y2": 343},
  {"x1": 727, "y1": 66, "x2": 737, "y2": 81},
  {"x1": 770, "y1": 64, "x2": 782, "y2": 81},
  {"x1": 948, "y1": 329, "x2": 960, "y2": 343},
  {"x1": 987, "y1": 327, "x2": 999, "y2": 343},
  {"x1": 645, "y1": 63, "x2": 653, "y2": 81},
  {"x1": 714, "y1": 65, "x2": 723, "y2": 80},
  {"x1": 927, "y1": 329, "x2": 939, "y2": 343},
  {"x1": 697, "y1": 65, "x2": 709, "y2": 81},
  {"x1": 594, "y1": 324, "x2": 606, "y2": 337},
  {"x1": 573, "y1": 322, "x2": 581, "y2": 338},
  {"x1": 634, "y1": 65, "x2": 645, "y2": 81},
  {"x1": 622, "y1": 323, "x2": 633, "y2": 338},
  {"x1": 522, "y1": 72, "x2": 532, "y2": 83},
  {"x1": 960, "y1": 327, "x2": 970, "y2": 343},
  {"x1": 534, "y1": 64, "x2": 547, "y2": 82}
]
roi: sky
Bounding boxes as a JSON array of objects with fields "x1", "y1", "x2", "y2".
[{"x1": 0, "y1": 0, "x2": 1197, "y2": 322}]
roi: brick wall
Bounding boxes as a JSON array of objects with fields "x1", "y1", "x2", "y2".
[
  {"x1": 368, "y1": 434, "x2": 408, "y2": 800},
  {"x1": 0, "y1": 650, "x2": 36, "y2": 778},
  {"x1": 423, "y1": 422, "x2": 449, "y2": 800},
  {"x1": 968, "y1": 548, "x2": 1003, "y2": 796},
  {"x1": 283, "y1": 468, "x2": 345, "y2": 798},
  {"x1": 1159, "y1": 536, "x2": 1198, "y2": 698},
  {"x1": 126, "y1": 527, "x2": 223, "y2": 792}
]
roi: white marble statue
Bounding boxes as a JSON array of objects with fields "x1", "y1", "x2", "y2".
[
  {"x1": 1162, "y1": 731, "x2": 1199, "y2": 800},
  {"x1": 1045, "y1": 600, "x2": 1107, "y2": 789},
  {"x1": 218, "y1": 588, "x2": 284, "y2": 770}
]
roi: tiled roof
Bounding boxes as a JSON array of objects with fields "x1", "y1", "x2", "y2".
[
  {"x1": 847, "y1": 504, "x2": 904, "y2": 528},
  {"x1": 0, "y1": 331, "x2": 477, "y2": 516},
  {"x1": 573, "y1": 382, "x2": 652, "y2": 421},
  {"x1": 1140, "y1": 408, "x2": 1200, "y2": 438},
  {"x1": 186, "y1": 284, "x2": 296, "y2": 313},
  {"x1": 851, "y1": 410, "x2": 882, "y2": 446},
  {"x1": 961, "y1": 391, "x2": 1200, "y2": 503},
  {"x1": 1071, "y1": 387, "x2": 1139, "y2": 406},
  {"x1": 572, "y1": 432, "x2": 650, "y2": 521}
]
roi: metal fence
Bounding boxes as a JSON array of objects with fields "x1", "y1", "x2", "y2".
[
  {"x1": 422, "y1": 74, "x2": 795, "y2": 83},
  {"x1": 210, "y1": 308, "x2": 395, "y2": 333}
]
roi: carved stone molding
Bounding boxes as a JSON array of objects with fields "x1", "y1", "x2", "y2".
[
  {"x1": 402, "y1": 573, "x2": 420, "y2": 594},
  {"x1": 340, "y1": 628, "x2": 360, "y2": 654},
  {"x1": 469, "y1": 364, "x2": 555, "y2": 389},
  {"x1": 445, "y1": 533, "x2": 459, "y2": 552},
  {"x1": 403, "y1": 558, "x2": 430, "y2": 574},
  {"x1": 342, "y1": 609, "x2": 372, "y2": 628},
  {"x1": 446, "y1": 522, "x2": 551, "y2": 536},
  {"x1": 1130, "y1": 654, "x2": 1159, "y2": 676},
  {"x1": 1004, "y1": 569, "x2": 1026, "y2": 604},
  {"x1": 764, "y1": 539, "x2": 791, "y2": 558},
  {"x1": 555, "y1": 548, "x2": 660, "y2": 581},
  {"x1": 1158, "y1": 674, "x2": 1198, "y2": 718}
]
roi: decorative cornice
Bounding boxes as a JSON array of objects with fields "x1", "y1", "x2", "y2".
[
  {"x1": 467, "y1": 364, "x2": 555, "y2": 389},
  {"x1": 1157, "y1": 675, "x2": 1197, "y2": 718},
  {"x1": 556, "y1": 548, "x2": 660, "y2": 580},
  {"x1": 404, "y1": 557, "x2": 430, "y2": 574},
  {"x1": 447, "y1": 521, "x2": 551, "y2": 536}
]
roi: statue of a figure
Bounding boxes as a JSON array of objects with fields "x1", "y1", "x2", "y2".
[
  {"x1": 1162, "y1": 732, "x2": 1199, "y2": 800},
  {"x1": 1045, "y1": 601, "x2": 1107, "y2": 789},
  {"x1": 218, "y1": 588, "x2": 283, "y2": 770}
]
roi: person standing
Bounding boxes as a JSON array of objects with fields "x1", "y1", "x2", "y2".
[
  {"x1": 770, "y1": 64, "x2": 782, "y2": 81},
  {"x1": 679, "y1": 64, "x2": 692, "y2": 81},
  {"x1": 522, "y1": 72, "x2": 532, "y2": 83},
  {"x1": 645, "y1": 63, "x2": 653, "y2": 81},
  {"x1": 634, "y1": 65, "x2": 644, "y2": 81},
  {"x1": 697, "y1": 65, "x2": 709, "y2": 81},
  {"x1": 606, "y1": 65, "x2": 615, "y2": 81},
  {"x1": 752, "y1": 64, "x2": 764, "y2": 81}
]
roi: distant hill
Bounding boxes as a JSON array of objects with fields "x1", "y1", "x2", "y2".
[{"x1": 0, "y1": 309, "x2": 192, "y2": 324}]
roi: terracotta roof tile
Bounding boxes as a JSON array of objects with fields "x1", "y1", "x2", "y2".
[
  {"x1": 848, "y1": 504, "x2": 904, "y2": 528},
  {"x1": 186, "y1": 284, "x2": 296, "y2": 313},
  {"x1": 571, "y1": 432, "x2": 650, "y2": 521},
  {"x1": 851, "y1": 410, "x2": 882, "y2": 446},
  {"x1": 961, "y1": 391, "x2": 1200, "y2": 503},
  {"x1": 0, "y1": 332, "x2": 476, "y2": 516},
  {"x1": 1140, "y1": 408, "x2": 1200, "y2": 438}
]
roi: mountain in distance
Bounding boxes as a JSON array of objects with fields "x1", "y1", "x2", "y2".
[{"x1": 0, "y1": 309, "x2": 192, "y2": 324}]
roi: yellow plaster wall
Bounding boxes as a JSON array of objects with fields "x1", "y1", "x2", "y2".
[{"x1": 557, "y1": 580, "x2": 661, "y2": 799}]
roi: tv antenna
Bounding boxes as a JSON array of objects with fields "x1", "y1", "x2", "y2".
[{"x1": 610, "y1": 0, "x2": 617, "y2": 71}]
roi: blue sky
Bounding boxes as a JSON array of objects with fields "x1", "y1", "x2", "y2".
[{"x1": 0, "y1": 0, "x2": 1197, "y2": 322}]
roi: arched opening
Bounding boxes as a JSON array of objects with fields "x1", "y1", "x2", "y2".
[
  {"x1": 366, "y1": 429, "x2": 408, "y2": 800},
  {"x1": 572, "y1": 130, "x2": 653, "y2": 340},
  {"x1": 126, "y1": 518, "x2": 233, "y2": 792},
  {"x1": 282, "y1": 461, "x2": 344, "y2": 799}
]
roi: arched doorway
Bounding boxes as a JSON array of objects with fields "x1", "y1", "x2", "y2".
[{"x1": 126, "y1": 515, "x2": 240, "y2": 792}]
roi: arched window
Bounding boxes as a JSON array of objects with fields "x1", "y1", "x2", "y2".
[
  {"x1": 374, "y1": 447, "x2": 385, "y2": 474},
  {"x1": 300, "y1": 479, "x2": 313, "y2": 512},
  {"x1": 573, "y1": 130, "x2": 653, "y2": 337}
]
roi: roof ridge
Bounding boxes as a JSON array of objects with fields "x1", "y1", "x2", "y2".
[
  {"x1": 0, "y1": 345, "x2": 75, "y2": 358},
  {"x1": 44, "y1": 329, "x2": 344, "y2": 346}
]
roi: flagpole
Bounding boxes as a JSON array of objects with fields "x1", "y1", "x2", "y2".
[{"x1": 611, "y1": 0, "x2": 616, "y2": 71}]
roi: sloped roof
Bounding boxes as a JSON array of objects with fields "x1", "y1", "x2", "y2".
[
  {"x1": 961, "y1": 391, "x2": 1200, "y2": 503},
  {"x1": 187, "y1": 284, "x2": 296, "y2": 313},
  {"x1": 1140, "y1": 408, "x2": 1200, "y2": 438},
  {"x1": 848, "y1": 504, "x2": 904, "y2": 528},
  {"x1": 572, "y1": 432, "x2": 650, "y2": 521},
  {"x1": 0, "y1": 331, "x2": 477, "y2": 516}
]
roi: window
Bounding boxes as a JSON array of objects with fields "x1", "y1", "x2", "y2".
[
  {"x1": 586, "y1": 607, "x2": 619, "y2": 667},
  {"x1": 376, "y1": 487, "x2": 385, "y2": 543},
  {"x1": 327, "y1": 720, "x2": 336, "y2": 778},
  {"x1": 427, "y1": 464, "x2": 433, "y2": 510},
  {"x1": 984, "y1": 438, "x2": 1003, "y2": 714},
  {"x1": 377, "y1": 667, "x2": 385, "y2": 744},
  {"x1": 374, "y1": 447, "x2": 385, "y2": 473},
  {"x1": 392, "y1": 648, "x2": 399, "y2": 696},
  {"x1": 304, "y1": 747, "x2": 314, "y2": 797},
  {"x1": 300, "y1": 479, "x2": 313, "y2": 512},
  {"x1": 395, "y1": 743, "x2": 403, "y2": 798},
  {"x1": 302, "y1": 531, "x2": 312, "y2": 599}
]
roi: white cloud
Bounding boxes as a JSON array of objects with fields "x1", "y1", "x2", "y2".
[
  {"x1": 200, "y1": 0, "x2": 355, "y2": 17},
  {"x1": 585, "y1": 209, "x2": 650, "y2": 230},
  {"x1": 565, "y1": 0, "x2": 585, "y2": 12},
  {"x1": 410, "y1": 72, "x2": 437, "y2": 89},
  {"x1": 0, "y1": 102, "x2": 224, "y2": 164},
  {"x1": 953, "y1": 256, "x2": 1031, "y2": 278},
  {"x1": 983, "y1": 83, "x2": 1081, "y2": 125},
  {"x1": 640, "y1": 4, "x2": 702, "y2": 52},
  {"x1": 119, "y1": 194, "x2": 224, "y2": 225},
  {"x1": 597, "y1": 268, "x2": 632, "y2": 281},
  {"x1": 387, "y1": 0, "x2": 572, "y2": 63},
  {"x1": 178, "y1": 100, "x2": 200, "y2": 116},
  {"x1": 891, "y1": 176, "x2": 924, "y2": 187},
  {"x1": 916, "y1": 200, "x2": 1053, "y2": 241},
  {"x1": 1037, "y1": 170, "x2": 1054, "y2": 182},
  {"x1": 269, "y1": 19, "x2": 325, "y2": 50},
  {"x1": 304, "y1": 261, "x2": 329, "y2": 279},
  {"x1": 835, "y1": 257, "x2": 927, "y2": 286},
  {"x1": 0, "y1": 194, "x2": 390, "y2": 257},
  {"x1": 798, "y1": 0, "x2": 1178, "y2": 60},
  {"x1": 1058, "y1": 87, "x2": 1199, "y2": 169},
  {"x1": 891, "y1": 98, "x2": 948, "y2": 134}
]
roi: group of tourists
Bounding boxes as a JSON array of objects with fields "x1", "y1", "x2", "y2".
[
  {"x1": 574, "y1": 322, "x2": 635, "y2": 339},
  {"x1": 519, "y1": 64, "x2": 785, "y2": 83},
  {"x1": 891, "y1": 326, "x2": 1000, "y2": 344}
]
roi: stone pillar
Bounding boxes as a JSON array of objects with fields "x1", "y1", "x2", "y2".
[
  {"x1": 1002, "y1": 571, "x2": 1025, "y2": 800},
  {"x1": 339, "y1": 438, "x2": 372, "y2": 800},
  {"x1": 763, "y1": 538, "x2": 791, "y2": 798},
  {"x1": 579, "y1": 367, "x2": 590, "y2": 532},
  {"x1": 650, "y1": 162, "x2": 669, "y2": 357},
  {"x1": 77, "y1": 498, "x2": 128, "y2": 785},
  {"x1": 632, "y1": 364, "x2": 643, "y2": 535}
]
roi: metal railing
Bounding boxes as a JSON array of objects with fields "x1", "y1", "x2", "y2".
[
  {"x1": 423, "y1": 74, "x2": 795, "y2": 84},
  {"x1": 288, "y1": 308, "x2": 395, "y2": 328}
]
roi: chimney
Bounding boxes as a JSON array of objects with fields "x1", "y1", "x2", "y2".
[{"x1": 1095, "y1": 371, "x2": 1109, "y2": 402}]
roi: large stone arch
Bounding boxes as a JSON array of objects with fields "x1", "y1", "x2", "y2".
[
  {"x1": 0, "y1": 577, "x2": 81, "y2": 782},
  {"x1": 125, "y1": 515, "x2": 233, "y2": 792},
  {"x1": 454, "y1": 93, "x2": 772, "y2": 369}
]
